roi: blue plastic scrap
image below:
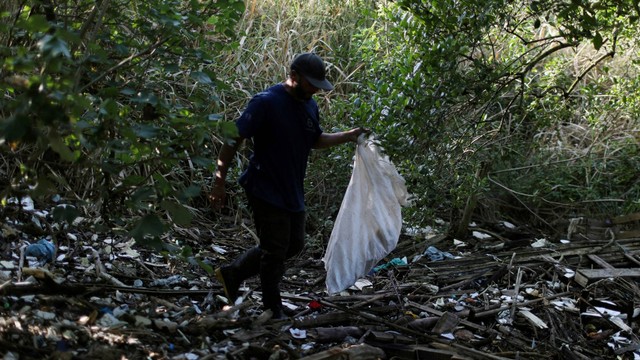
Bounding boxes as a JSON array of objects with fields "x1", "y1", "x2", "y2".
[
  {"x1": 424, "y1": 246, "x2": 455, "y2": 261},
  {"x1": 25, "y1": 239, "x2": 55, "y2": 263}
]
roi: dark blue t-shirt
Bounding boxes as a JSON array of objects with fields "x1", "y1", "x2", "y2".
[{"x1": 236, "y1": 83, "x2": 323, "y2": 212}]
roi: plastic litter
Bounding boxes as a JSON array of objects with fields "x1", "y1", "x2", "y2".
[
  {"x1": 323, "y1": 135, "x2": 409, "y2": 294},
  {"x1": 349, "y1": 278, "x2": 373, "y2": 291},
  {"x1": 308, "y1": 300, "x2": 322, "y2": 311},
  {"x1": 424, "y1": 246, "x2": 455, "y2": 261},
  {"x1": 150, "y1": 275, "x2": 185, "y2": 287},
  {"x1": 289, "y1": 328, "x2": 307, "y2": 339},
  {"x1": 373, "y1": 257, "x2": 407, "y2": 272},
  {"x1": 25, "y1": 239, "x2": 55, "y2": 263}
]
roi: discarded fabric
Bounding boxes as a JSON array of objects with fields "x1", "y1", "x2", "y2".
[{"x1": 25, "y1": 239, "x2": 55, "y2": 263}]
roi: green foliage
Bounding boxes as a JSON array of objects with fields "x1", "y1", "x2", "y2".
[
  {"x1": 0, "y1": 0, "x2": 244, "y2": 246},
  {"x1": 337, "y1": 0, "x2": 640, "y2": 232},
  {"x1": 3, "y1": 0, "x2": 640, "y2": 247},
  {"x1": 178, "y1": 245, "x2": 214, "y2": 275},
  {"x1": 204, "y1": 0, "x2": 640, "y2": 236},
  {"x1": 52, "y1": 204, "x2": 80, "y2": 225}
]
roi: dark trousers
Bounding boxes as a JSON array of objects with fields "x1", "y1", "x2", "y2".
[{"x1": 228, "y1": 193, "x2": 305, "y2": 313}]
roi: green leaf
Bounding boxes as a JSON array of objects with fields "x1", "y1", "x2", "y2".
[
  {"x1": 38, "y1": 34, "x2": 71, "y2": 59},
  {"x1": 56, "y1": 28, "x2": 81, "y2": 46},
  {"x1": 52, "y1": 204, "x2": 80, "y2": 224},
  {"x1": 152, "y1": 174, "x2": 173, "y2": 197},
  {"x1": 220, "y1": 121, "x2": 239, "y2": 139},
  {"x1": 231, "y1": 0, "x2": 246, "y2": 13},
  {"x1": 161, "y1": 200, "x2": 193, "y2": 226},
  {"x1": 206, "y1": 15, "x2": 219, "y2": 25},
  {"x1": 32, "y1": 177, "x2": 57, "y2": 198},
  {"x1": 180, "y1": 245, "x2": 193, "y2": 258},
  {"x1": 132, "y1": 124, "x2": 159, "y2": 139},
  {"x1": 191, "y1": 156, "x2": 212, "y2": 168},
  {"x1": 99, "y1": 99, "x2": 119, "y2": 116},
  {"x1": 592, "y1": 32, "x2": 603, "y2": 50},
  {"x1": 164, "y1": 63, "x2": 180, "y2": 73},
  {"x1": 130, "y1": 214, "x2": 165, "y2": 247},
  {"x1": 16, "y1": 14, "x2": 50, "y2": 33},
  {"x1": 196, "y1": 258, "x2": 214, "y2": 275},
  {"x1": 129, "y1": 186, "x2": 155, "y2": 205},
  {"x1": 179, "y1": 185, "x2": 201, "y2": 201},
  {"x1": 190, "y1": 71, "x2": 213, "y2": 84},
  {"x1": 122, "y1": 175, "x2": 146, "y2": 186},
  {"x1": 1, "y1": 114, "x2": 31, "y2": 142},
  {"x1": 48, "y1": 133, "x2": 79, "y2": 162}
]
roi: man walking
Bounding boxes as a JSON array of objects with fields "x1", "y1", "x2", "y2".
[{"x1": 209, "y1": 52, "x2": 366, "y2": 319}]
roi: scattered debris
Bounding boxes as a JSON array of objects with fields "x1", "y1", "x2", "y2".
[{"x1": 1, "y1": 209, "x2": 640, "y2": 359}]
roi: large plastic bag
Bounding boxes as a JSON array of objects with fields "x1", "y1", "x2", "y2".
[{"x1": 323, "y1": 135, "x2": 409, "y2": 294}]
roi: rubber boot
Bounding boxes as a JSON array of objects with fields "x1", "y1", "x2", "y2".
[
  {"x1": 259, "y1": 250, "x2": 286, "y2": 318},
  {"x1": 217, "y1": 246, "x2": 262, "y2": 302},
  {"x1": 230, "y1": 246, "x2": 262, "y2": 281}
]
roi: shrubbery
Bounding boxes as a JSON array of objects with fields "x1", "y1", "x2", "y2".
[{"x1": 2, "y1": 0, "x2": 639, "y2": 246}]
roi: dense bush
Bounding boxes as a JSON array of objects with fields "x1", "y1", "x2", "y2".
[
  {"x1": 338, "y1": 0, "x2": 640, "y2": 237},
  {"x1": 2, "y1": 0, "x2": 639, "y2": 248},
  {"x1": 1, "y1": 0, "x2": 244, "y2": 248}
]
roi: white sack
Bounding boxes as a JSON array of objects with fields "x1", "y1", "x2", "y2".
[{"x1": 323, "y1": 135, "x2": 409, "y2": 295}]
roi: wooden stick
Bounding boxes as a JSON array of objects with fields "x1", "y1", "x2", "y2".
[{"x1": 510, "y1": 267, "x2": 523, "y2": 322}]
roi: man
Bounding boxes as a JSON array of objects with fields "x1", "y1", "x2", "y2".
[{"x1": 209, "y1": 53, "x2": 366, "y2": 319}]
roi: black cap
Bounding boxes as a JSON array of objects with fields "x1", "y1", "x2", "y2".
[{"x1": 290, "y1": 53, "x2": 334, "y2": 91}]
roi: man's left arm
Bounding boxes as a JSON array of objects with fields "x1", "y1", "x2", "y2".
[{"x1": 313, "y1": 127, "x2": 368, "y2": 149}]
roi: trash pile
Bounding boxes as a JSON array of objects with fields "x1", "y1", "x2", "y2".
[{"x1": 1, "y1": 198, "x2": 640, "y2": 359}]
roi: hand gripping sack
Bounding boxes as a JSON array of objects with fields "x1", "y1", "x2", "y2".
[{"x1": 323, "y1": 135, "x2": 409, "y2": 294}]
